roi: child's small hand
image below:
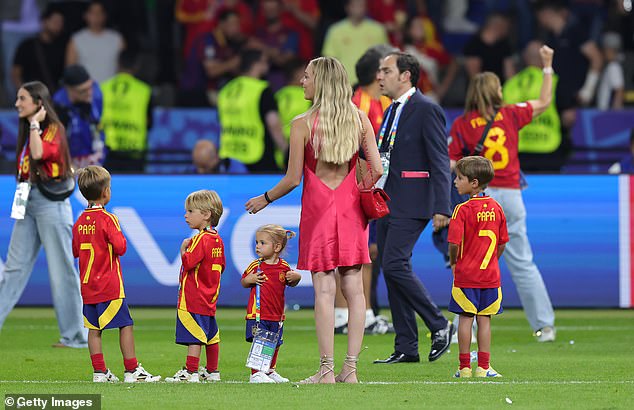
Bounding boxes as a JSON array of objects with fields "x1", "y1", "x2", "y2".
[
  {"x1": 180, "y1": 238, "x2": 192, "y2": 254},
  {"x1": 285, "y1": 270, "x2": 302, "y2": 287},
  {"x1": 245, "y1": 271, "x2": 267, "y2": 286}
]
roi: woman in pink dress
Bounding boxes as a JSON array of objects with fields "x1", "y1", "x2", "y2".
[{"x1": 245, "y1": 57, "x2": 382, "y2": 383}]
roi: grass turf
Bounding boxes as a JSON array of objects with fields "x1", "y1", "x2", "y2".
[{"x1": 1, "y1": 308, "x2": 633, "y2": 409}]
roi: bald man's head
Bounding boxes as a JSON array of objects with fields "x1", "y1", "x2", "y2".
[{"x1": 192, "y1": 140, "x2": 220, "y2": 173}]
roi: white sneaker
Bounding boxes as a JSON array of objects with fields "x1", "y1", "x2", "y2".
[
  {"x1": 535, "y1": 326, "x2": 556, "y2": 342},
  {"x1": 123, "y1": 364, "x2": 161, "y2": 383},
  {"x1": 266, "y1": 370, "x2": 289, "y2": 383},
  {"x1": 249, "y1": 371, "x2": 275, "y2": 383},
  {"x1": 165, "y1": 368, "x2": 200, "y2": 383},
  {"x1": 198, "y1": 366, "x2": 221, "y2": 382},
  {"x1": 93, "y1": 369, "x2": 119, "y2": 383}
]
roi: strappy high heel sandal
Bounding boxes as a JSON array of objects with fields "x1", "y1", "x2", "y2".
[
  {"x1": 335, "y1": 355, "x2": 358, "y2": 383},
  {"x1": 298, "y1": 355, "x2": 335, "y2": 384}
]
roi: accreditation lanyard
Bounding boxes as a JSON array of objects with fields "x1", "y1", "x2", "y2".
[
  {"x1": 255, "y1": 259, "x2": 263, "y2": 324},
  {"x1": 376, "y1": 92, "x2": 413, "y2": 151}
]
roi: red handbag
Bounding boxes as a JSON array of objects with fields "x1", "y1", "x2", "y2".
[{"x1": 357, "y1": 116, "x2": 390, "y2": 220}]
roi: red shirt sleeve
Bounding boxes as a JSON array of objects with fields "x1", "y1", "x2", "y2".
[
  {"x1": 104, "y1": 212, "x2": 127, "y2": 256},
  {"x1": 509, "y1": 103, "x2": 533, "y2": 130},
  {"x1": 40, "y1": 125, "x2": 61, "y2": 162},
  {"x1": 181, "y1": 233, "x2": 205, "y2": 270},
  {"x1": 499, "y1": 208, "x2": 509, "y2": 245},
  {"x1": 447, "y1": 203, "x2": 466, "y2": 245},
  {"x1": 72, "y1": 221, "x2": 80, "y2": 258}
]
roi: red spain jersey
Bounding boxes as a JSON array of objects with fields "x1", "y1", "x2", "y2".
[
  {"x1": 72, "y1": 206, "x2": 126, "y2": 304},
  {"x1": 18, "y1": 123, "x2": 65, "y2": 181},
  {"x1": 242, "y1": 258, "x2": 291, "y2": 322},
  {"x1": 448, "y1": 103, "x2": 533, "y2": 188},
  {"x1": 448, "y1": 196, "x2": 509, "y2": 288},
  {"x1": 352, "y1": 88, "x2": 392, "y2": 136},
  {"x1": 178, "y1": 228, "x2": 225, "y2": 316}
]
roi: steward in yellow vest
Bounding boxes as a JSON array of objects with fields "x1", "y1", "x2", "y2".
[
  {"x1": 217, "y1": 49, "x2": 288, "y2": 172},
  {"x1": 101, "y1": 51, "x2": 152, "y2": 172},
  {"x1": 273, "y1": 60, "x2": 312, "y2": 169}
]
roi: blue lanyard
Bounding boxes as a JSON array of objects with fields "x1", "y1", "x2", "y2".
[
  {"x1": 377, "y1": 92, "x2": 413, "y2": 150},
  {"x1": 255, "y1": 259, "x2": 262, "y2": 323}
]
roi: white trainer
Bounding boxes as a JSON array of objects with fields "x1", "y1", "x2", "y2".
[
  {"x1": 199, "y1": 367, "x2": 221, "y2": 382},
  {"x1": 93, "y1": 369, "x2": 119, "y2": 383},
  {"x1": 535, "y1": 326, "x2": 556, "y2": 342},
  {"x1": 266, "y1": 370, "x2": 289, "y2": 383},
  {"x1": 249, "y1": 371, "x2": 275, "y2": 383},
  {"x1": 123, "y1": 364, "x2": 161, "y2": 383},
  {"x1": 165, "y1": 368, "x2": 200, "y2": 383}
]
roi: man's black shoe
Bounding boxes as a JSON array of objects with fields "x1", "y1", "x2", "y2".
[
  {"x1": 428, "y1": 322, "x2": 454, "y2": 362},
  {"x1": 373, "y1": 352, "x2": 420, "y2": 364}
]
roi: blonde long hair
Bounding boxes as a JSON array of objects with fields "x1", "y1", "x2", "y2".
[
  {"x1": 305, "y1": 57, "x2": 360, "y2": 164},
  {"x1": 464, "y1": 72, "x2": 503, "y2": 120}
]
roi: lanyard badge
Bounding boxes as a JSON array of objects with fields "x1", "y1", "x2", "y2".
[{"x1": 375, "y1": 93, "x2": 413, "y2": 189}]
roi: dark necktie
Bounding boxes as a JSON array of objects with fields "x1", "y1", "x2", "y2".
[{"x1": 380, "y1": 101, "x2": 400, "y2": 151}]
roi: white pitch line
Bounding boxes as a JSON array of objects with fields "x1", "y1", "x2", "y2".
[{"x1": 1, "y1": 380, "x2": 633, "y2": 386}]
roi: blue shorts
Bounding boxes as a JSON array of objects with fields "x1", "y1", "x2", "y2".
[
  {"x1": 83, "y1": 299, "x2": 134, "y2": 330},
  {"x1": 175, "y1": 310, "x2": 219, "y2": 345},
  {"x1": 448, "y1": 287, "x2": 503, "y2": 316},
  {"x1": 245, "y1": 319, "x2": 284, "y2": 347}
]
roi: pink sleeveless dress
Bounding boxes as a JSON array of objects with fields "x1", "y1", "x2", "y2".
[{"x1": 296, "y1": 140, "x2": 370, "y2": 272}]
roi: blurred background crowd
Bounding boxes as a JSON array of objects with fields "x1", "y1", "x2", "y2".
[{"x1": 1, "y1": 0, "x2": 633, "y2": 174}]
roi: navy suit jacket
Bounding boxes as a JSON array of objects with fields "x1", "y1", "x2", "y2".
[{"x1": 381, "y1": 90, "x2": 451, "y2": 219}]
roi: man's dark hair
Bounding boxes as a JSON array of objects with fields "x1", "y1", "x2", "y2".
[
  {"x1": 534, "y1": 0, "x2": 567, "y2": 12},
  {"x1": 387, "y1": 52, "x2": 420, "y2": 87},
  {"x1": 41, "y1": 4, "x2": 62, "y2": 20},
  {"x1": 118, "y1": 49, "x2": 138, "y2": 71},
  {"x1": 282, "y1": 57, "x2": 305, "y2": 82},
  {"x1": 240, "y1": 48, "x2": 264, "y2": 73},
  {"x1": 355, "y1": 49, "x2": 382, "y2": 87}
]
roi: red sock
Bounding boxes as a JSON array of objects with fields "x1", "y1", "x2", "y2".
[
  {"x1": 251, "y1": 368, "x2": 258, "y2": 375},
  {"x1": 205, "y1": 343, "x2": 219, "y2": 372},
  {"x1": 186, "y1": 355, "x2": 199, "y2": 373},
  {"x1": 459, "y1": 353, "x2": 471, "y2": 370},
  {"x1": 91, "y1": 353, "x2": 106, "y2": 372},
  {"x1": 123, "y1": 357, "x2": 138, "y2": 372},
  {"x1": 268, "y1": 347, "x2": 280, "y2": 372},
  {"x1": 478, "y1": 351, "x2": 490, "y2": 370}
]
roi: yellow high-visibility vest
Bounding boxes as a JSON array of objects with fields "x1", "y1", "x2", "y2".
[
  {"x1": 274, "y1": 85, "x2": 311, "y2": 168},
  {"x1": 101, "y1": 73, "x2": 151, "y2": 153},
  {"x1": 218, "y1": 76, "x2": 268, "y2": 164},
  {"x1": 503, "y1": 66, "x2": 561, "y2": 153}
]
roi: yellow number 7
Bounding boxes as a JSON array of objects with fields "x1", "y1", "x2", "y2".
[
  {"x1": 80, "y1": 243, "x2": 95, "y2": 284},
  {"x1": 478, "y1": 230, "x2": 497, "y2": 270}
]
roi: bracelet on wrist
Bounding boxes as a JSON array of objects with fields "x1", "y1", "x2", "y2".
[
  {"x1": 542, "y1": 67, "x2": 554, "y2": 75},
  {"x1": 29, "y1": 122, "x2": 40, "y2": 130},
  {"x1": 264, "y1": 191, "x2": 273, "y2": 203}
]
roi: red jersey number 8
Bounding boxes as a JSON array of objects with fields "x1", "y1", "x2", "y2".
[{"x1": 483, "y1": 127, "x2": 509, "y2": 170}]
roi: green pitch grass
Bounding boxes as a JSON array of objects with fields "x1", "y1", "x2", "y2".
[{"x1": 1, "y1": 308, "x2": 633, "y2": 409}]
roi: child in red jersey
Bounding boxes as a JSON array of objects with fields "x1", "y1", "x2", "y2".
[
  {"x1": 73, "y1": 166, "x2": 160, "y2": 383},
  {"x1": 241, "y1": 224, "x2": 301, "y2": 383},
  {"x1": 448, "y1": 157, "x2": 509, "y2": 378},
  {"x1": 166, "y1": 189, "x2": 225, "y2": 383}
]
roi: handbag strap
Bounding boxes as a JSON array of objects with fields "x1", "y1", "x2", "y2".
[{"x1": 472, "y1": 109, "x2": 499, "y2": 156}]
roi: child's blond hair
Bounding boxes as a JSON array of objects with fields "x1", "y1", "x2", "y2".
[
  {"x1": 257, "y1": 224, "x2": 295, "y2": 253},
  {"x1": 77, "y1": 165, "x2": 111, "y2": 201},
  {"x1": 185, "y1": 190, "x2": 223, "y2": 227}
]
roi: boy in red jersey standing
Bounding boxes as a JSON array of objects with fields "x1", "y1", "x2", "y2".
[
  {"x1": 73, "y1": 166, "x2": 160, "y2": 383},
  {"x1": 448, "y1": 157, "x2": 509, "y2": 378},
  {"x1": 166, "y1": 190, "x2": 225, "y2": 383}
]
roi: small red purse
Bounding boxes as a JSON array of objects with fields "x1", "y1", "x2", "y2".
[{"x1": 358, "y1": 117, "x2": 390, "y2": 221}]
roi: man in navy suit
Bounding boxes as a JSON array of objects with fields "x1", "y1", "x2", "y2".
[{"x1": 373, "y1": 52, "x2": 454, "y2": 364}]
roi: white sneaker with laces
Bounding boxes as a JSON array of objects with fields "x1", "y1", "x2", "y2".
[
  {"x1": 198, "y1": 366, "x2": 221, "y2": 382},
  {"x1": 93, "y1": 369, "x2": 119, "y2": 383},
  {"x1": 124, "y1": 364, "x2": 161, "y2": 383},
  {"x1": 249, "y1": 371, "x2": 275, "y2": 383},
  {"x1": 165, "y1": 368, "x2": 200, "y2": 383},
  {"x1": 266, "y1": 370, "x2": 289, "y2": 383},
  {"x1": 535, "y1": 326, "x2": 556, "y2": 342}
]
